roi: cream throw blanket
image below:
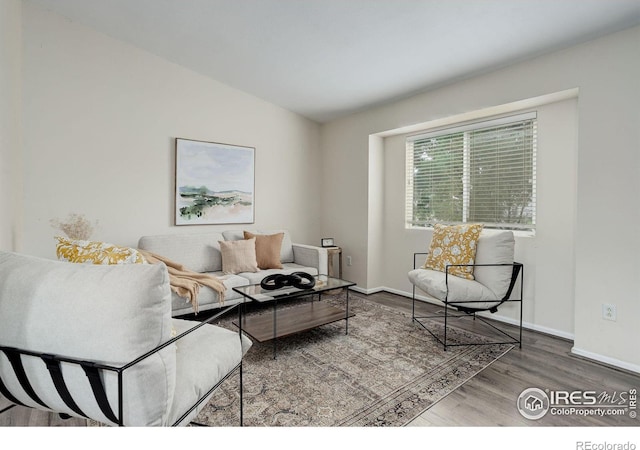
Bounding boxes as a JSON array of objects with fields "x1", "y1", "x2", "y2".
[{"x1": 138, "y1": 249, "x2": 226, "y2": 314}]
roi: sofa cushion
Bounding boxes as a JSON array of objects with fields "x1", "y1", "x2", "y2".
[
  {"x1": 408, "y1": 267, "x2": 502, "y2": 310},
  {"x1": 138, "y1": 233, "x2": 224, "y2": 273},
  {"x1": 221, "y1": 230, "x2": 246, "y2": 242},
  {"x1": 170, "y1": 273, "x2": 248, "y2": 316},
  {"x1": 0, "y1": 251, "x2": 176, "y2": 426},
  {"x1": 244, "y1": 231, "x2": 284, "y2": 269},
  {"x1": 423, "y1": 223, "x2": 483, "y2": 280},
  {"x1": 473, "y1": 229, "x2": 515, "y2": 299},
  {"x1": 219, "y1": 237, "x2": 259, "y2": 275},
  {"x1": 167, "y1": 319, "x2": 252, "y2": 426}
]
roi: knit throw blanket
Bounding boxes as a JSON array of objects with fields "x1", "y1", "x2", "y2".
[{"x1": 138, "y1": 249, "x2": 226, "y2": 314}]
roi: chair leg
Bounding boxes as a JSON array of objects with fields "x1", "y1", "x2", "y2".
[
  {"x1": 443, "y1": 304, "x2": 448, "y2": 351},
  {"x1": 519, "y1": 298, "x2": 523, "y2": 349},
  {"x1": 412, "y1": 285, "x2": 416, "y2": 321},
  {"x1": 519, "y1": 267, "x2": 524, "y2": 348},
  {"x1": 239, "y1": 361, "x2": 244, "y2": 427}
]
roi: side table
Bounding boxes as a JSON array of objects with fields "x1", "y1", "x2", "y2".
[{"x1": 326, "y1": 246, "x2": 342, "y2": 279}]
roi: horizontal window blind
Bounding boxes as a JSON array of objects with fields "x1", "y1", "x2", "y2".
[{"x1": 406, "y1": 113, "x2": 537, "y2": 231}]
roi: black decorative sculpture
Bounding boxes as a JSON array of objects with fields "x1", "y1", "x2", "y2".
[{"x1": 260, "y1": 272, "x2": 316, "y2": 291}]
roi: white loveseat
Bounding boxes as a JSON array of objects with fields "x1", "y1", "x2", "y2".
[
  {"x1": 0, "y1": 251, "x2": 252, "y2": 426},
  {"x1": 138, "y1": 230, "x2": 328, "y2": 316}
]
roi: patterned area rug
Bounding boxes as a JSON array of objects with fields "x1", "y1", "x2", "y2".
[{"x1": 194, "y1": 293, "x2": 513, "y2": 427}]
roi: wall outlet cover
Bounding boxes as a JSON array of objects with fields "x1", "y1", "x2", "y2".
[{"x1": 602, "y1": 303, "x2": 617, "y2": 321}]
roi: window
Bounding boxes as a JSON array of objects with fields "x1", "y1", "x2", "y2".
[{"x1": 406, "y1": 112, "x2": 537, "y2": 231}]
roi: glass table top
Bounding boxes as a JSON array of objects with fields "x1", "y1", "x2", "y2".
[{"x1": 232, "y1": 275, "x2": 355, "y2": 303}]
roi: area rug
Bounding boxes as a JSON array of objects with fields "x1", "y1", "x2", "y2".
[{"x1": 194, "y1": 293, "x2": 513, "y2": 427}]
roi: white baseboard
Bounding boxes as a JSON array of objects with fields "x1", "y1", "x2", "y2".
[
  {"x1": 476, "y1": 310, "x2": 575, "y2": 341},
  {"x1": 570, "y1": 347, "x2": 640, "y2": 375},
  {"x1": 349, "y1": 285, "x2": 384, "y2": 295},
  {"x1": 364, "y1": 286, "x2": 575, "y2": 341}
]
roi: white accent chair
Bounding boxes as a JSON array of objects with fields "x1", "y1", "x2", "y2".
[
  {"x1": 408, "y1": 229, "x2": 523, "y2": 351},
  {"x1": 0, "y1": 251, "x2": 251, "y2": 426}
]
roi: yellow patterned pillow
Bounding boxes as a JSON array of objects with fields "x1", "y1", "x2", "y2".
[
  {"x1": 55, "y1": 237, "x2": 147, "y2": 265},
  {"x1": 423, "y1": 223, "x2": 483, "y2": 280}
]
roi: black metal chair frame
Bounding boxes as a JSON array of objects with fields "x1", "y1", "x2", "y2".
[
  {"x1": 0, "y1": 303, "x2": 246, "y2": 426},
  {"x1": 411, "y1": 252, "x2": 523, "y2": 351}
]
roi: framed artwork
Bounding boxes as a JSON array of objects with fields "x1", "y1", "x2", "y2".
[{"x1": 175, "y1": 138, "x2": 255, "y2": 225}]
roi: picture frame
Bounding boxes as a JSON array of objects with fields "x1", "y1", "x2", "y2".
[
  {"x1": 175, "y1": 138, "x2": 255, "y2": 225},
  {"x1": 321, "y1": 238, "x2": 335, "y2": 247}
]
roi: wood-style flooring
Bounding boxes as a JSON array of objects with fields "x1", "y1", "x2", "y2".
[
  {"x1": 371, "y1": 291, "x2": 640, "y2": 427},
  {"x1": 1, "y1": 290, "x2": 638, "y2": 427}
]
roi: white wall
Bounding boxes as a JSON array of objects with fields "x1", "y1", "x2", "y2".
[
  {"x1": 320, "y1": 26, "x2": 640, "y2": 371},
  {"x1": 571, "y1": 28, "x2": 640, "y2": 371},
  {"x1": 12, "y1": 2, "x2": 640, "y2": 371},
  {"x1": 20, "y1": 3, "x2": 321, "y2": 258},
  {"x1": 380, "y1": 97, "x2": 578, "y2": 337},
  {"x1": 0, "y1": 0, "x2": 22, "y2": 252}
]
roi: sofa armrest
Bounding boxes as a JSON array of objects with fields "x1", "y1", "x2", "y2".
[{"x1": 292, "y1": 244, "x2": 329, "y2": 276}]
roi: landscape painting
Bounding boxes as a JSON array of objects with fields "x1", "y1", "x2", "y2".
[{"x1": 175, "y1": 138, "x2": 255, "y2": 225}]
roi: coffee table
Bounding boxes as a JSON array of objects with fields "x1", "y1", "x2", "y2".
[{"x1": 232, "y1": 275, "x2": 356, "y2": 359}]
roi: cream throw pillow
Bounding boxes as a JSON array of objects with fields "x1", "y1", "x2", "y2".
[
  {"x1": 219, "y1": 237, "x2": 259, "y2": 274},
  {"x1": 243, "y1": 231, "x2": 284, "y2": 269},
  {"x1": 423, "y1": 223, "x2": 483, "y2": 280},
  {"x1": 55, "y1": 236, "x2": 147, "y2": 265}
]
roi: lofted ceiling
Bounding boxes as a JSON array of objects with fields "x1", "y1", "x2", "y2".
[{"x1": 27, "y1": 0, "x2": 640, "y2": 123}]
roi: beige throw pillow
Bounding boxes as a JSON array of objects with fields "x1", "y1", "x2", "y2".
[
  {"x1": 243, "y1": 231, "x2": 284, "y2": 269},
  {"x1": 423, "y1": 223, "x2": 483, "y2": 280},
  {"x1": 219, "y1": 237, "x2": 259, "y2": 274}
]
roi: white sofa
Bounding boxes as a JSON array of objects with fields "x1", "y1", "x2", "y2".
[
  {"x1": 0, "y1": 251, "x2": 252, "y2": 426},
  {"x1": 138, "y1": 229, "x2": 328, "y2": 316}
]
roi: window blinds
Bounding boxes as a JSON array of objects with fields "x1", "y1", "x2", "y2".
[{"x1": 406, "y1": 113, "x2": 537, "y2": 231}]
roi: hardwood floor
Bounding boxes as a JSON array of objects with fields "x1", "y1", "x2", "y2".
[
  {"x1": 1, "y1": 290, "x2": 638, "y2": 428},
  {"x1": 369, "y1": 291, "x2": 640, "y2": 427}
]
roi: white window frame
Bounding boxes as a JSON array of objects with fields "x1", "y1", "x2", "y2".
[{"x1": 406, "y1": 112, "x2": 537, "y2": 231}]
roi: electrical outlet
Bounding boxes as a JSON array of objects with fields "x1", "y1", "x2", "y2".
[
  {"x1": 602, "y1": 303, "x2": 617, "y2": 321},
  {"x1": 346, "y1": 256, "x2": 352, "y2": 266}
]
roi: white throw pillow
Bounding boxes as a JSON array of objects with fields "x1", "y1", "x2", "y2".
[{"x1": 473, "y1": 229, "x2": 516, "y2": 299}]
